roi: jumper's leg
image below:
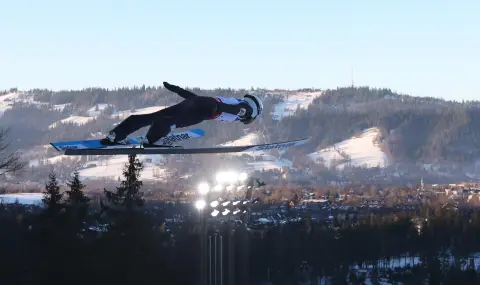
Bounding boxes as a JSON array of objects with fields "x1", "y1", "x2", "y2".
[
  {"x1": 103, "y1": 113, "x2": 155, "y2": 143},
  {"x1": 145, "y1": 118, "x2": 175, "y2": 144}
]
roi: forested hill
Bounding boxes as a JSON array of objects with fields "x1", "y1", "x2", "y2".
[
  {"x1": 273, "y1": 87, "x2": 480, "y2": 164},
  {"x1": 1, "y1": 85, "x2": 479, "y2": 165}
]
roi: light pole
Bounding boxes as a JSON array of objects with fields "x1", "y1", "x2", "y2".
[
  {"x1": 194, "y1": 171, "x2": 263, "y2": 285},
  {"x1": 195, "y1": 187, "x2": 208, "y2": 285}
]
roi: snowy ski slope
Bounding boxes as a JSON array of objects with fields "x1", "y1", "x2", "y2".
[{"x1": 308, "y1": 128, "x2": 390, "y2": 170}]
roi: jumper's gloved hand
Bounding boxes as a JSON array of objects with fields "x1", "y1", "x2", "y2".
[
  {"x1": 163, "y1": 82, "x2": 182, "y2": 93},
  {"x1": 163, "y1": 81, "x2": 197, "y2": 99}
]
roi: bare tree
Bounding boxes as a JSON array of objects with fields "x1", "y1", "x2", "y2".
[{"x1": 0, "y1": 128, "x2": 24, "y2": 177}]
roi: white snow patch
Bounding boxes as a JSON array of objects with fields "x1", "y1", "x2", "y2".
[
  {"x1": 308, "y1": 128, "x2": 390, "y2": 170},
  {"x1": 217, "y1": 133, "x2": 294, "y2": 171},
  {"x1": 87, "y1": 103, "x2": 113, "y2": 116},
  {"x1": 29, "y1": 159, "x2": 40, "y2": 168},
  {"x1": 218, "y1": 133, "x2": 269, "y2": 157},
  {"x1": 220, "y1": 133, "x2": 261, "y2": 147},
  {"x1": 0, "y1": 92, "x2": 21, "y2": 116},
  {"x1": 271, "y1": 91, "x2": 323, "y2": 120},
  {"x1": 76, "y1": 155, "x2": 168, "y2": 181},
  {"x1": 28, "y1": 155, "x2": 81, "y2": 167},
  {"x1": 0, "y1": 193, "x2": 43, "y2": 205},
  {"x1": 52, "y1": 103, "x2": 71, "y2": 112},
  {"x1": 0, "y1": 92, "x2": 73, "y2": 116},
  {"x1": 45, "y1": 155, "x2": 81, "y2": 164},
  {"x1": 48, "y1": 116, "x2": 95, "y2": 129},
  {"x1": 246, "y1": 158, "x2": 293, "y2": 171}
]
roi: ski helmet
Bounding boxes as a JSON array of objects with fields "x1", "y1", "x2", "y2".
[{"x1": 243, "y1": 94, "x2": 263, "y2": 121}]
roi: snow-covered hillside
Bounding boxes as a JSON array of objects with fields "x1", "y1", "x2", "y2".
[
  {"x1": 0, "y1": 92, "x2": 21, "y2": 116},
  {"x1": 308, "y1": 128, "x2": 390, "y2": 170},
  {"x1": 271, "y1": 91, "x2": 323, "y2": 120},
  {"x1": 0, "y1": 92, "x2": 59, "y2": 116},
  {"x1": 219, "y1": 133, "x2": 294, "y2": 171},
  {"x1": 220, "y1": 133, "x2": 262, "y2": 147},
  {"x1": 48, "y1": 116, "x2": 95, "y2": 129},
  {"x1": 87, "y1": 103, "x2": 113, "y2": 116},
  {"x1": 75, "y1": 155, "x2": 168, "y2": 181}
]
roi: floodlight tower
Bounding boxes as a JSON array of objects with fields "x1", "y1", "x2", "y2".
[
  {"x1": 195, "y1": 183, "x2": 209, "y2": 285},
  {"x1": 194, "y1": 170, "x2": 266, "y2": 285}
]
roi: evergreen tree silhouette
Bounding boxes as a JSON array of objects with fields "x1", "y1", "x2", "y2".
[
  {"x1": 102, "y1": 154, "x2": 144, "y2": 218},
  {"x1": 97, "y1": 155, "x2": 168, "y2": 285},
  {"x1": 31, "y1": 171, "x2": 71, "y2": 284},
  {"x1": 65, "y1": 170, "x2": 90, "y2": 236},
  {"x1": 42, "y1": 171, "x2": 64, "y2": 218}
]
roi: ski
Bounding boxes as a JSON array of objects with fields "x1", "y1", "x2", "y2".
[
  {"x1": 62, "y1": 138, "x2": 309, "y2": 155},
  {"x1": 50, "y1": 129, "x2": 205, "y2": 151}
]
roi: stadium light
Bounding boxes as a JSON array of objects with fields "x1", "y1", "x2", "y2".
[
  {"x1": 238, "y1": 172, "x2": 248, "y2": 181},
  {"x1": 216, "y1": 171, "x2": 238, "y2": 184},
  {"x1": 222, "y1": 209, "x2": 230, "y2": 216},
  {"x1": 210, "y1": 200, "x2": 219, "y2": 208},
  {"x1": 198, "y1": 182, "x2": 210, "y2": 195},
  {"x1": 195, "y1": 199, "x2": 206, "y2": 210},
  {"x1": 211, "y1": 209, "x2": 219, "y2": 217},
  {"x1": 214, "y1": 184, "x2": 223, "y2": 192}
]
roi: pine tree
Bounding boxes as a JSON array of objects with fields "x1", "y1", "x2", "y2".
[
  {"x1": 103, "y1": 154, "x2": 144, "y2": 213},
  {"x1": 65, "y1": 171, "x2": 90, "y2": 234},
  {"x1": 42, "y1": 172, "x2": 63, "y2": 217},
  {"x1": 98, "y1": 155, "x2": 167, "y2": 285},
  {"x1": 101, "y1": 154, "x2": 146, "y2": 229},
  {"x1": 66, "y1": 171, "x2": 89, "y2": 209}
]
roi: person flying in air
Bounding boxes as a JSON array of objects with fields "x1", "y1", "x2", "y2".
[{"x1": 100, "y1": 81, "x2": 264, "y2": 146}]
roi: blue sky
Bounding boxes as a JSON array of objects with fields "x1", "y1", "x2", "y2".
[{"x1": 1, "y1": 0, "x2": 479, "y2": 100}]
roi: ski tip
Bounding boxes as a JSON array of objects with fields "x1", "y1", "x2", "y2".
[{"x1": 190, "y1": 129, "x2": 205, "y2": 136}]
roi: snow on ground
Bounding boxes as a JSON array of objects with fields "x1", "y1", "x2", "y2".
[
  {"x1": 87, "y1": 103, "x2": 113, "y2": 116},
  {"x1": 28, "y1": 155, "x2": 81, "y2": 167},
  {"x1": 46, "y1": 155, "x2": 81, "y2": 164},
  {"x1": 0, "y1": 193, "x2": 43, "y2": 205},
  {"x1": 271, "y1": 91, "x2": 323, "y2": 120},
  {"x1": 218, "y1": 133, "x2": 267, "y2": 157},
  {"x1": 52, "y1": 103, "x2": 71, "y2": 112},
  {"x1": 246, "y1": 158, "x2": 293, "y2": 171},
  {"x1": 218, "y1": 133, "x2": 293, "y2": 171},
  {"x1": 28, "y1": 159, "x2": 41, "y2": 168},
  {"x1": 48, "y1": 116, "x2": 95, "y2": 129},
  {"x1": 308, "y1": 128, "x2": 390, "y2": 170},
  {"x1": 220, "y1": 133, "x2": 261, "y2": 147},
  {"x1": 0, "y1": 92, "x2": 55, "y2": 116},
  {"x1": 0, "y1": 92, "x2": 21, "y2": 116},
  {"x1": 76, "y1": 155, "x2": 168, "y2": 181}
]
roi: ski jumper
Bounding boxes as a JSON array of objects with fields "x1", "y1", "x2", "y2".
[{"x1": 106, "y1": 83, "x2": 254, "y2": 144}]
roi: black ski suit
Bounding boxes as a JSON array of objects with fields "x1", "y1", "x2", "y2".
[{"x1": 106, "y1": 82, "x2": 254, "y2": 144}]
